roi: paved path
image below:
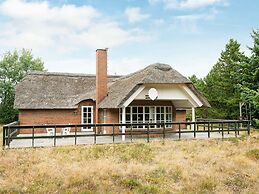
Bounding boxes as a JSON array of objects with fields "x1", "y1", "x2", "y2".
[{"x1": 6, "y1": 130, "x2": 238, "y2": 149}]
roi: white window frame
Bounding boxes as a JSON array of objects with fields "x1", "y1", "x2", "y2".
[
  {"x1": 119, "y1": 106, "x2": 173, "y2": 129},
  {"x1": 81, "y1": 106, "x2": 94, "y2": 131}
]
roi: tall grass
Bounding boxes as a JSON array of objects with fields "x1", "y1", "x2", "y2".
[{"x1": 0, "y1": 128, "x2": 258, "y2": 193}]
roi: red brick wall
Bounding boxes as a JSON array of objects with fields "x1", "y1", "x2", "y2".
[
  {"x1": 175, "y1": 110, "x2": 186, "y2": 129},
  {"x1": 98, "y1": 108, "x2": 120, "y2": 133},
  {"x1": 19, "y1": 100, "x2": 95, "y2": 133},
  {"x1": 18, "y1": 99, "x2": 187, "y2": 133}
]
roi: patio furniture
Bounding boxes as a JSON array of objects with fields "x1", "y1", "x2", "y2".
[
  {"x1": 61, "y1": 127, "x2": 71, "y2": 135},
  {"x1": 46, "y1": 128, "x2": 55, "y2": 136}
]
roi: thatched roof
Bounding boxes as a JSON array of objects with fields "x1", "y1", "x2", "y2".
[
  {"x1": 14, "y1": 72, "x2": 119, "y2": 109},
  {"x1": 15, "y1": 63, "x2": 210, "y2": 109}
]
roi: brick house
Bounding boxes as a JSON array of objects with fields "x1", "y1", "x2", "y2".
[{"x1": 14, "y1": 49, "x2": 210, "y2": 134}]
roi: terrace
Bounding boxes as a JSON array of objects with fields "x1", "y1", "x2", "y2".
[{"x1": 3, "y1": 120, "x2": 250, "y2": 149}]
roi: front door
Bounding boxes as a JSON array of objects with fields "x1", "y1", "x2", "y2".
[{"x1": 81, "y1": 106, "x2": 93, "y2": 131}]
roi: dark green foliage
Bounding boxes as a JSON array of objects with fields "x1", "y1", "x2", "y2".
[
  {"x1": 0, "y1": 49, "x2": 45, "y2": 124},
  {"x1": 191, "y1": 29, "x2": 259, "y2": 121},
  {"x1": 203, "y1": 39, "x2": 247, "y2": 119}
]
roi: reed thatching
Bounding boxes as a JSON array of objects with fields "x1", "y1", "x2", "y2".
[{"x1": 15, "y1": 63, "x2": 210, "y2": 109}]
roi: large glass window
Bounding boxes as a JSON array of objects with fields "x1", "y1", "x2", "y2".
[{"x1": 119, "y1": 106, "x2": 173, "y2": 129}]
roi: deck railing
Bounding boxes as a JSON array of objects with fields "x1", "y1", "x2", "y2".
[{"x1": 2, "y1": 120, "x2": 250, "y2": 149}]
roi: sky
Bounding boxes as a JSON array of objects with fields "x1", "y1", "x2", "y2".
[{"x1": 0, "y1": 0, "x2": 258, "y2": 78}]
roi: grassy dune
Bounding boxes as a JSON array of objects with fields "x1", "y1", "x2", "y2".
[{"x1": 0, "y1": 126, "x2": 258, "y2": 194}]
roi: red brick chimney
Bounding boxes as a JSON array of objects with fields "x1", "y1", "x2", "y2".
[{"x1": 96, "y1": 48, "x2": 108, "y2": 123}]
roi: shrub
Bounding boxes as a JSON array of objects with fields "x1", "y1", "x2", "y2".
[{"x1": 246, "y1": 149, "x2": 259, "y2": 160}]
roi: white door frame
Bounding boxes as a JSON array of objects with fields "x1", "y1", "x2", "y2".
[{"x1": 81, "y1": 106, "x2": 94, "y2": 131}]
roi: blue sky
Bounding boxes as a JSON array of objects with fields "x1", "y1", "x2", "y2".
[{"x1": 0, "y1": 0, "x2": 258, "y2": 78}]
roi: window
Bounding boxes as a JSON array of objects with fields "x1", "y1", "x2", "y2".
[
  {"x1": 103, "y1": 109, "x2": 107, "y2": 124},
  {"x1": 120, "y1": 106, "x2": 173, "y2": 129},
  {"x1": 81, "y1": 106, "x2": 93, "y2": 131}
]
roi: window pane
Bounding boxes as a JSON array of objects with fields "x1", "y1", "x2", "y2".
[
  {"x1": 132, "y1": 107, "x2": 137, "y2": 113},
  {"x1": 138, "y1": 107, "x2": 143, "y2": 113},
  {"x1": 150, "y1": 107, "x2": 155, "y2": 113},
  {"x1": 138, "y1": 114, "x2": 143, "y2": 121},
  {"x1": 126, "y1": 107, "x2": 131, "y2": 113},
  {"x1": 157, "y1": 114, "x2": 160, "y2": 120},
  {"x1": 145, "y1": 107, "x2": 149, "y2": 113},
  {"x1": 145, "y1": 114, "x2": 149, "y2": 122},
  {"x1": 161, "y1": 107, "x2": 164, "y2": 113},
  {"x1": 132, "y1": 114, "x2": 137, "y2": 121},
  {"x1": 156, "y1": 107, "x2": 160, "y2": 113},
  {"x1": 126, "y1": 114, "x2": 131, "y2": 121}
]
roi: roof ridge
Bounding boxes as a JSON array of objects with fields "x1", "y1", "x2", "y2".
[
  {"x1": 28, "y1": 71, "x2": 121, "y2": 78},
  {"x1": 113, "y1": 63, "x2": 173, "y2": 82}
]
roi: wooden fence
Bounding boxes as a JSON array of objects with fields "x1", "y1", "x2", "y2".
[{"x1": 2, "y1": 120, "x2": 250, "y2": 149}]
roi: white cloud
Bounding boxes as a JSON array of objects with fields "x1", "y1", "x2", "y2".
[
  {"x1": 173, "y1": 13, "x2": 215, "y2": 33},
  {"x1": 172, "y1": 9, "x2": 218, "y2": 32},
  {"x1": 175, "y1": 13, "x2": 215, "y2": 22},
  {"x1": 149, "y1": 0, "x2": 227, "y2": 9},
  {"x1": 124, "y1": 7, "x2": 150, "y2": 23},
  {"x1": 0, "y1": 0, "x2": 147, "y2": 53}
]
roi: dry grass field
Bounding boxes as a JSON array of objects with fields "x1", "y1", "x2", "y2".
[{"x1": 0, "y1": 126, "x2": 258, "y2": 194}]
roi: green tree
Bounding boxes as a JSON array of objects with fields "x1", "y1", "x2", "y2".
[
  {"x1": 189, "y1": 75, "x2": 210, "y2": 118},
  {"x1": 0, "y1": 49, "x2": 45, "y2": 123},
  {"x1": 239, "y1": 30, "x2": 259, "y2": 119},
  {"x1": 203, "y1": 39, "x2": 248, "y2": 119}
]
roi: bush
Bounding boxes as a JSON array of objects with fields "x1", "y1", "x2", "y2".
[{"x1": 246, "y1": 149, "x2": 259, "y2": 160}]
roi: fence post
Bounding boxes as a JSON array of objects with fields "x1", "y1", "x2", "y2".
[
  {"x1": 94, "y1": 125, "x2": 96, "y2": 144},
  {"x1": 131, "y1": 124, "x2": 133, "y2": 142},
  {"x1": 112, "y1": 124, "x2": 115, "y2": 143},
  {"x1": 247, "y1": 121, "x2": 250, "y2": 135},
  {"x1": 147, "y1": 123, "x2": 150, "y2": 143},
  {"x1": 7, "y1": 126, "x2": 10, "y2": 148},
  {"x1": 221, "y1": 122, "x2": 224, "y2": 139},
  {"x1": 163, "y1": 123, "x2": 165, "y2": 139},
  {"x1": 194, "y1": 122, "x2": 196, "y2": 138},
  {"x1": 178, "y1": 123, "x2": 181, "y2": 139},
  {"x1": 32, "y1": 126, "x2": 35, "y2": 148},
  {"x1": 208, "y1": 122, "x2": 210, "y2": 138},
  {"x1": 2, "y1": 126, "x2": 5, "y2": 148},
  {"x1": 54, "y1": 126, "x2": 56, "y2": 147},
  {"x1": 227, "y1": 123, "x2": 230, "y2": 134},
  {"x1": 237, "y1": 123, "x2": 240, "y2": 135},
  {"x1": 234, "y1": 122, "x2": 237, "y2": 138},
  {"x1": 75, "y1": 125, "x2": 77, "y2": 145}
]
